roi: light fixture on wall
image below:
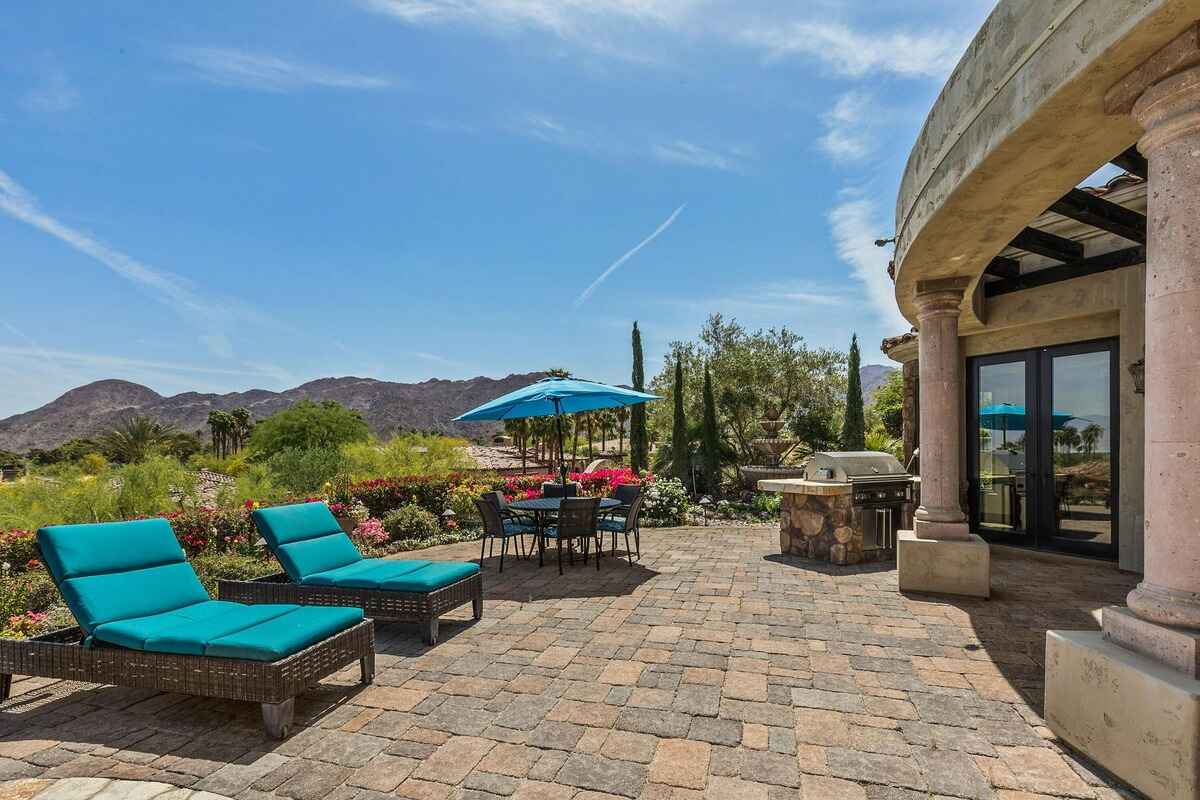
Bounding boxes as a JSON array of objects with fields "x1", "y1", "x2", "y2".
[{"x1": 1128, "y1": 358, "x2": 1145, "y2": 394}]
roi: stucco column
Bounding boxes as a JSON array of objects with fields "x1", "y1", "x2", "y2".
[
  {"x1": 1126, "y1": 63, "x2": 1200, "y2": 630},
  {"x1": 911, "y1": 280, "x2": 970, "y2": 540}
]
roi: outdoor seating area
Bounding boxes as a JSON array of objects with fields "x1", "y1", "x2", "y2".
[{"x1": 0, "y1": 524, "x2": 1139, "y2": 798}]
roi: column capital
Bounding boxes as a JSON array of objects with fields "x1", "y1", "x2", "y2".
[
  {"x1": 1134, "y1": 63, "x2": 1200, "y2": 154},
  {"x1": 913, "y1": 277, "x2": 969, "y2": 322}
]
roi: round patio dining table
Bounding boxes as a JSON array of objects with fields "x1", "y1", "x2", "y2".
[{"x1": 507, "y1": 496, "x2": 621, "y2": 568}]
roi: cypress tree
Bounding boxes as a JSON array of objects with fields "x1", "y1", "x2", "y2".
[
  {"x1": 630, "y1": 322, "x2": 649, "y2": 473},
  {"x1": 672, "y1": 357, "x2": 689, "y2": 485},
  {"x1": 842, "y1": 333, "x2": 866, "y2": 450},
  {"x1": 701, "y1": 364, "x2": 721, "y2": 497}
]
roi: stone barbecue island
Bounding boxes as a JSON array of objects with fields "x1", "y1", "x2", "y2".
[{"x1": 759, "y1": 451, "x2": 913, "y2": 566}]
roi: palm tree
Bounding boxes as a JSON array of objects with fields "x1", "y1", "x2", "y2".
[
  {"x1": 1080, "y1": 423, "x2": 1104, "y2": 456},
  {"x1": 615, "y1": 406, "x2": 629, "y2": 458},
  {"x1": 230, "y1": 407, "x2": 253, "y2": 452},
  {"x1": 100, "y1": 416, "x2": 180, "y2": 463}
]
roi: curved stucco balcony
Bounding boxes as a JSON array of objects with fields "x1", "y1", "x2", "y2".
[{"x1": 892, "y1": 0, "x2": 1200, "y2": 327}]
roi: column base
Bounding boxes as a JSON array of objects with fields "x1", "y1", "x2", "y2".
[
  {"x1": 1046, "y1": 630, "x2": 1200, "y2": 800},
  {"x1": 912, "y1": 517, "x2": 971, "y2": 540},
  {"x1": 1103, "y1": 604, "x2": 1200, "y2": 679},
  {"x1": 896, "y1": 530, "x2": 990, "y2": 598}
]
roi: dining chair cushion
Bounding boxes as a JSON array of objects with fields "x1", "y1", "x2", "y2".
[
  {"x1": 502, "y1": 520, "x2": 537, "y2": 536},
  {"x1": 597, "y1": 518, "x2": 627, "y2": 533}
]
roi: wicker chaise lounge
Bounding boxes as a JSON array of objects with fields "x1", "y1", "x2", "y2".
[
  {"x1": 0, "y1": 519, "x2": 374, "y2": 739},
  {"x1": 221, "y1": 502, "x2": 483, "y2": 645}
]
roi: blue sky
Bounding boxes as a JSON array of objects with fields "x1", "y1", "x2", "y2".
[{"x1": 0, "y1": 0, "x2": 999, "y2": 418}]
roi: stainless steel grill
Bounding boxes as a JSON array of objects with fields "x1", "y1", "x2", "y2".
[{"x1": 805, "y1": 451, "x2": 912, "y2": 552}]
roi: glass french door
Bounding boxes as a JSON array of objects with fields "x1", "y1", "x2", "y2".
[{"x1": 968, "y1": 339, "x2": 1118, "y2": 558}]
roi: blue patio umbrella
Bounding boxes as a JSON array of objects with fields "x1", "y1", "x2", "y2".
[
  {"x1": 979, "y1": 403, "x2": 1074, "y2": 445},
  {"x1": 454, "y1": 377, "x2": 660, "y2": 486}
]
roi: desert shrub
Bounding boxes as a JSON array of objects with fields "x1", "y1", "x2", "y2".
[
  {"x1": 446, "y1": 479, "x2": 494, "y2": 530},
  {"x1": 191, "y1": 553, "x2": 275, "y2": 597},
  {"x1": 218, "y1": 462, "x2": 285, "y2": 506},
  {"x1": 383, "y1": 503, "x2": 441, "y2": 541},
  {"x1": 267, "y1": 447, "x2": 350, "y2": 495},
  {"x1": 0, "y1": 465, "x2": 118, "y2": 530},
  {"x1": 642, "y1": 477, "x2": 689, "y2": 526},
  {"x1": 343, "y1": 434, "x2": 474, "y2": 481},
  {"x1": 115, "y1": 455, "x2": 195, "y2": 518}
]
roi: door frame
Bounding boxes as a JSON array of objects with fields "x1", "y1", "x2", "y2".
[{"x1": 966, "y1": 338, "x2": 1119, "y2": 559}]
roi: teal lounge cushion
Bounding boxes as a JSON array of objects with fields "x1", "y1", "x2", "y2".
[
  {"x1": 252, "y1": 503, "x2": 363, "y2": 581},
  {"x1": 275, "y1": 534, "x2": 362, "y2": 582},
  {"x1": 206, "y1": 605, "x2": 364, "y2": 661},
  {"x1": 96, "y1": 601, "x2": 363, "y2": 662},
  {"x1": 252, "y1": 502, "x2": 343, "y2": 547},
  {"x1": 37, "y1": 520, "x2": 209, "y2": 634},
  {"x1": 94, "y1": 601, "x2": 297, "y2": 654},
  {"x1": 304, "y1": 558, "x2": 479, "y2": 592}
]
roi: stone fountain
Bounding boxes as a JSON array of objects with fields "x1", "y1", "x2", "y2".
[{"x1": 738, "y1": 403, "x2": 806, "y2": 490}]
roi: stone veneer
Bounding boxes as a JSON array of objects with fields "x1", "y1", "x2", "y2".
[{"x1": 779, "y1": 490, "x2": 885, "y2": 566}]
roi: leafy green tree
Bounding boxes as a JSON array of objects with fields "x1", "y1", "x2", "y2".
[
  {"x1": 870, "y1": 370, "x2": 905, "y2": 440},
  {"x1": 100, "y1": 416, "x2": 181, "y2": 463},
  {"x1": 630, "y1": 322, "x2": 649, "y2": 473},
  {"x1": 701, "y1": 364, "x2": 721, "y2": 496},
  {"x1": 841, "y1": 334, "x2": 866, "y2": 450},
  {"x1": 671, "y1": 357, "x2": 689, "y2": 485},
  {"x1": 249, "y1": 400, "x2": 370, "y2": 458},
  {"x1": 649, "y1": 314, "x2": 846, "y2": 463}
]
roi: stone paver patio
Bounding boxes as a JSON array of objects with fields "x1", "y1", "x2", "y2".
[{"x1": 0, "y1": 525, "x2": 1142, "y2": 799}]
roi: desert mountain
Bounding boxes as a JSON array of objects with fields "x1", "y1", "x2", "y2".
[{"x1": 0, "y1": 373, "x2": 546, "y2": 452}]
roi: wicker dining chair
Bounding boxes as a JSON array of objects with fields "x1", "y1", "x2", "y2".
[
  {"x1": 481, "y1": 490, "x2": 535, "y2": 527},
  {"x1": 541, "y1": 481, "x2": 580, "y2": 498},
  {"x1": 542, "y1": 496, "x2": 602, "y2": 575},
  {"x1": 475, "y1": 498, "x2": 536, "y2": 572},
  {"x1": 597, "y1": 490, "x2": 644, "y2": 565}
]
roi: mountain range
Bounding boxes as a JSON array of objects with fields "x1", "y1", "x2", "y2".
[{"x1": 0, "y1": 365, "x2": 897, "y2": 452}]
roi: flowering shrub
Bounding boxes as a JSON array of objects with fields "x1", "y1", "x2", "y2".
[
  {"x1": 0, "y1": 530, "x2": 37, "y2": 571},
  {"x1": 353, "y1": 518, "x2": 389, "y2": 549},
  {"x1": 642, "y1": 478, "x2": 688, "y2": 526},
  {"x1": 2, "y1": 611, "x2": 48, "y2": 638},
  {"x1": 348, "y1": 476, "x2": 461, "y2": 519},
  {"x1": 447, "y1": 479, "x2": 495, "y2": 529},
  {"x1": 383, "y1": 503, "x2": 441, "y2": 541},
  {"x1": 165, "y1": 506, "x2": 256, "y2": 557},
  {"x1": 501, "y1": 468, "x2": 643, "y2": 501}
]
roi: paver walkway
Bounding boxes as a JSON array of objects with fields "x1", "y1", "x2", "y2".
[{"x1": 0, "y1": 526, "x2": 1142, "y2": 799}]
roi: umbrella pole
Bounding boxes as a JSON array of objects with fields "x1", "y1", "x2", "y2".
[{"x1": 555, "y1": 401, "x2": 568, "y2": 486}]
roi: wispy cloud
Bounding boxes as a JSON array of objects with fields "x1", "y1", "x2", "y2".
[
  {"x1": 828, "y1": 195, "x2": 909, "y2": 331},
  {"x1": 741, "y1": 21, "x2": 968, "y2": 78},
  {"x1": 818, "y1": 91, "x2": 875, "y2": 163},
  {"x1": 168, "y1": 46, "x2": 393, "y2": 92},
  {"x1": 0, "y1": 344, "x2": 291, "y2": 380},
  {"x1": 361, "y1": 0, "x2": 971, "y2": 78},
  {"x1": 0, "y1": 168, "x2": 277, "y2": 358},
  {"x1": 651, "y1": 140, "x2": 744, "y2": 173},
  {"x1": 506, "y1": 112, "x2": 748, "y2": 172},
  {"x1": 574, "y1": 204, "x2": 685, "y2": 308}
]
